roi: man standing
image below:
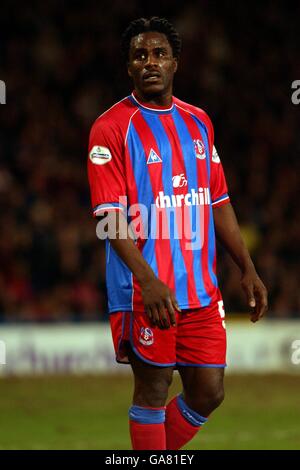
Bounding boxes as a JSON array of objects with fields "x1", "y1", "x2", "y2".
[{"x1": 87, "y1": 17, "x2": 268, "y2": 450}]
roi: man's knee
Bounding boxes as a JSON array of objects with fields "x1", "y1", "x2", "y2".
[
  {"x1": 150, "y1": 376, "x2": 172, "y2": 401},
  {"x1": 135, "y1": 374, "x2": 172, "y2": 406},
  {"x1": 207, "y1": 387, "x2": 225, "y2": 410},
  {"x1": 131, "y1": 357, "x2": 173, "y2": 406},
  {"x1": 127, "y1": 345, "x2": 174, "y2": 406},
  {"x1": 186, "y1": 386, "x2": 225, "y2": 416}
]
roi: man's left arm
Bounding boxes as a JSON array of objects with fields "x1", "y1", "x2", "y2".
[{"x1": 213, "y1": 202, "x2": 268, "y2": 322}]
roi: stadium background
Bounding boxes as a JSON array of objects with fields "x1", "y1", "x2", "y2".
[{"x1": 0, "y1": 0, "x2": 299, "y2": 450}]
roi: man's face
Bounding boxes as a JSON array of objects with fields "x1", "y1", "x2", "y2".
[{"x1": 127, "y1": 31, "x2": 178, "y2": 99}]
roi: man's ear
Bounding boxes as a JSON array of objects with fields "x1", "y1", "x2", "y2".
[
  {"x1": 127, "y1": 63, "x2": 132, "y2": 78},
  {"x1": 173, "y1": 58, "x2": 178, "y2": 73}
]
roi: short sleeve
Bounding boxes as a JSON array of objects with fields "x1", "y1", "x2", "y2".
[
  {"x1": 210, "y1": 145, "x2": 230, "y2": 208},
  {"x1": 87, "y1": 117, "x2": 127, "y2": 217},
  {"x1": 200, "y1": 111, "x2": 230, "y2": 208}
]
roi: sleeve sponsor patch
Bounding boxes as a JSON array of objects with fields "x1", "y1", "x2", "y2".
[
  {"x1": 89, "y1": 146, "x2": 112, "y2": 165},
  {"x1": 212, "y1": 145, "x2": 221, "y2": 163}
]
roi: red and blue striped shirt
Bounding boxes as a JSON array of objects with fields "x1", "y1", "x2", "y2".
[{"x1": 88, "y1": 92, "x2": 230, "y2": 313}]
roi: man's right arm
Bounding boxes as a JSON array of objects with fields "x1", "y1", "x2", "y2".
[
  {"x1": 99, "y1": 211, "x2": 180, "y2": 329},
  {"x1": 88, "y1": 117, "x2": 180, "y2": 328}
]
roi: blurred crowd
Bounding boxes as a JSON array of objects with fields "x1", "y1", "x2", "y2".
[{"x1": 0, "y1": 0, "x2": 299, "y2": 321}]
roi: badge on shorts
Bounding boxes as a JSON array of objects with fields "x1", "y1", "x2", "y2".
[{"x1": 139, "y1": 327, "x2": 154, "y2": 346}]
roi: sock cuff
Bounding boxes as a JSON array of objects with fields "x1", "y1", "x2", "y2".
[
  {"x1": 129, "y1": 405, "x2": 166, "y2": 424},
  {"x1": 176, "y1": 394, "x2": 208, "y2": 427}
]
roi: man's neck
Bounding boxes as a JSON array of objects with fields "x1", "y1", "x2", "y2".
[{"x1": 133, "y1": 90, "x2": 173, "y2": 108}]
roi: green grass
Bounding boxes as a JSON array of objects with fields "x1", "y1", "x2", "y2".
[{"x1": 0, "y1": 373, "x2": 299, "y2": 449}]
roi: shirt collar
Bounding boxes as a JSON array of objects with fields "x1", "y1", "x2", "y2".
[{"x1": 131, "y1": 91, "x2": 174, "y2": 112}]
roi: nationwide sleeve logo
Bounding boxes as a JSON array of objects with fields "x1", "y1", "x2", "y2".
[
  {"x1": 212, "y1": 145, "x2": 221, "y2": 163},
  {"x1": 89, "y1": 146, "x2": 112, "y2": 165},
  {"x1": 0, "y1": 80, "x2": 6, "y2": 104}
]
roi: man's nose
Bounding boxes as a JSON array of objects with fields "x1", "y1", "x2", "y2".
[{"x1": 145, "y1": 53, "x2": 158, "y2": 67}]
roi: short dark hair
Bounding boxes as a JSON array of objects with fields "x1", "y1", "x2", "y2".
[{"x1": 121, "y1": 17, "x2": 181, "y2": 61}]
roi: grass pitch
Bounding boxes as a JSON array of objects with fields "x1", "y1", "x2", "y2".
[{"x1": 0, "y1": 373, "x2": 299, "y2": 450}]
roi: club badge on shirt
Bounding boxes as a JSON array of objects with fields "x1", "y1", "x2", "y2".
[
  {"x1": 194, "y1": 139, "x2": 206, "y2": 160},
  {"x1": 89, "y1": 146, "x2": 112, "y2": 165}
]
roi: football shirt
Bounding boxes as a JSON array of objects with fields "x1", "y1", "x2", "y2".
[{"x1": 88, "y1": 92, "x2": 230, "y2": 313}]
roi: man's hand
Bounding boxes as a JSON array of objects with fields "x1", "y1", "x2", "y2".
[
  {"x1": 213, "y1": 203, "x2": 268, "y2": 323},
  {"x1": 240, "y1": 268, "x2": 268, "y2": 322},
  {"x1": 140, "y1": 276, "x2": 181, "y2": 329},
  {"x1": 104, "y1": 211, "x2": 181, "y2": 329}
]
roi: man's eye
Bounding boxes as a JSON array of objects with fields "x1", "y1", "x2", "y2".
[{"x1": 136, "y1": 53, "x2": 146, "y2": 60}]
